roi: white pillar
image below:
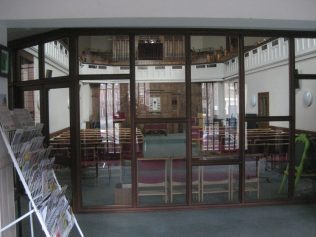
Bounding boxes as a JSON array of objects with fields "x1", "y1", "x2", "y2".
[{"x1": 0, "y1": 26, "x2": 16, "y2": 237}]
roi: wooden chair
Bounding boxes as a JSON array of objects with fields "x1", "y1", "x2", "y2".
[
  {"x1": 170, "y1": 158, "x2": 200, "y2": 202},
  {"x1": 51, "y1": 147, "x2": 71, "y2": 167},
  {"x1": 137, "y1": 159, "x2": 168, "y2": 203},
  {"x1": 230, "y1": 158, "x2": 260, "y2": 200},
  {"x1": 80, "y1": 146, "x2": 98, "y2": 177},
  {"x1": 244, "y1": 158, "x2": 260, "y2": 199},
  {"x1": 201, "y1": 165, "x2": 231, "y2": 201}
]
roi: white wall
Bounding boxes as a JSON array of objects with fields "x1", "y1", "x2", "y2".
[
  {"x1": 245, "y1": 62, "x2": 290, "y2": 129},
  {"x1": 0, "y1": 26, "x2": 16, "y2": 237},
  {"x1": 80, "y1": 83, "x2": 92, "y2": 129},
  {"x1": 295, "y1": 56, "x2": 316, "y2": 132},
  {"x1": 245, "y1": 64, "x2": 289, "y2": 117},
  {"x1": 245, "y1": 51, "x2": 316, "y2": 132},
  {"x1": 1, "y1": 0, "x2": 316, "y2": 30},
  {"x1": 49, "y1": 88, "x2": 70, "y2": 133}
]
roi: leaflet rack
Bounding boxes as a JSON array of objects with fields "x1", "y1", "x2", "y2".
[{"x1": 0, "y1": 107, "x2": 84, "y2": 237}]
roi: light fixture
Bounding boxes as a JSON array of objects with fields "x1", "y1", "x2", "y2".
[
  {"x1": 303, "y1": 90, "x2": 313, "y2": 107},
  {"x1": 251, "y1": 95, "x2": 257, "y2": 107}
]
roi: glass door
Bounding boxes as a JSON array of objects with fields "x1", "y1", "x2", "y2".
[{"x1": 79, "y1": 80, "x2": 132, "y2": 207}]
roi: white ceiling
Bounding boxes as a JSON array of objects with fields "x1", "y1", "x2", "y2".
[{"x1": 2, "y1": 0, "x2": 316, "y2": 41}]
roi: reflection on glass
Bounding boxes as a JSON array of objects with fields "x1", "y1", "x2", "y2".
[
  {"x1": 244, "y1": 37, "x2": 289, "y2": 117},
  {"x1": 295, "y1": 38, "x2": 316, "y2": 74},
  {"x1": 48, "y1": 88, "x2": 71, "y2": 200},
  {"x1": 44, "y1": 39, "x2": 69, "y2": 77},
  {"x1": 190, "y1": 35, "x2": 239, "y2": 159},
  {"x1": 294, "y1": 134, "x2": 316, "y2": 199},
  {"x1": 135, "y1": 35, "x2": 185, "y2": 119},
  {"x1": 136, "y1": 83, "x2": 185, "y2": 118},
  {"x1": 138, "y1": 123, "x2": 186, "y2": 205},
  {"x1": 23, "y1": 90, "x2": 40, "y2": 123},
  {"x1": 294, "y1": 51, "x2": 316, "y2": 198},
  {"x1": 80, "y1": 80, "x2": 131, "y2": 207},
  {"x1": 19, "y1": 46, "x2": 39, "y2": 81},
  {"x1": 193, "y1": 165, "x2": 239, "y2": 204},
  {"x1": 136, "y1": 35, "x2": 185, "y2": 64},
  {"x1": 295, "y1": 39, "x2": 316, "y2": 198},
  {"x1": 192, "y1": 81, "x2": 239, "y2": 159},
  {"x1": 191, "y1": 36, "x2": 238, "y2": 64},
  {"x1": 78, "y1": 36, "x2": 130, "y2": 75},
  {"x1": 245, "y1": 124, "x2": 289, "y2": 200}
]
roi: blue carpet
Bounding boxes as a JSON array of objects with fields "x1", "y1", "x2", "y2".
[{"x1": 71, "y1": 204, "x2": 316, "y2": 237}]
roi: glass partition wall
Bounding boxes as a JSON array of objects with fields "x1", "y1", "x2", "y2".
[
  {"x1": 135, "y1": 35, "x2": 187, "y2": 206},
  {"x1": 10, "y1": 30, "x2": 315, "y2": 212},
  {"x1": 294, "y1": 37, "x2": 316, "y2": 199},
  {"x1": 191, "y1": 35, "x2": 240, "y2": 204}
]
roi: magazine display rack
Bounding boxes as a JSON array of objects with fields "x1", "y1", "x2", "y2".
[{"x1": 0, "y1": 107, "x2": 84, "y2": 237}]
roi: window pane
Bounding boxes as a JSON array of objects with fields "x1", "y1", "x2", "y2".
[
  {"x1": 79, "y1": 36, "x2": 130, "y2": 75},
  {"x1": 80, "y1": 79, "x2": 131, "y2": 207},
  {"x1": 44, "y1": 39, "x2": 69, "y2": 78},
  {"x1": 0, "y1": 79, "x2": 8, "y2": 107},
  {"x1": 294, "y1": 37, "x2": 316, "y2": 198},
  {"x1": 136, "y1": 35, "x2": 185, "y2": 64},
  {"x1": 245, "y1": 123, "x2": 289, "y2": 201},
  {"x1": 191, "y1": 36, "x2": 239, "y2": 159},
  {"x1": 135, "y1": 35, "x2": 185, "y2": 119},
  {"x1": 23, "y1": 90, "x2": 40, "y2": 123},
  {"x1": 295, "y1": 38, "x2": 316, "y2": 74},
  {"x1": 48, "y1": 88, "x2": 71, "y2": 200},
  {"x1": 192, "y1": 81, "x2": 239, "y2": 159},
  {"x1": 191, "y1": 80, "x2": 239, "y2": 159},
  {"x1": 18, "y1": 46, "x2": 39, "y2": 81},
  {"x1": 244, "y1": 37, "x2": 289, "y2": 117},
  {"x1": 138, "y1": 123, "x2": 186, "y2": 205},
  {"x1": 136, "y1": 82, "x2": 185, "y2": 118}
]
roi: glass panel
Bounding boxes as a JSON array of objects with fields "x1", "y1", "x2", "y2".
[
  {"x1": 244, "y1": 37, "x2": 289, "y2": 117},
  {"x1": 78, "y1": 36, "x2": 129, "y2": 75},
  {"x1": 137, "y1": 123, "x2": 186, "y2": 205},
  {"x1": 191, "y1": 35, "x2": 239, "y2": 63},
  {"x1": 135, "y1": 35, "x2": 185, "y2": 119},
  {"x1": 192, "y1": 81, "x2": 239, "y2": 159},
  {"x1": 80, "y1": 79, "x2": 131, "y2": 207},
  {"x1": 48, "y1": 88, "x2": 71, "y2": 200},
  {"x1": 294, "y1": 44, "x2": 316, "y2": 198},
  {"x1": 194, "y1": 165, "x2": 239, "y2": 204},
  {"x1": 245, "y1": 122, "x2": 289, "y2": 201},
  {"x1": 18, "y1": 46, "x2": 39, "y2": 81},
  {"x1": 191, "y1": 36, "x2": 239, "y2": 159},
  {"x1": 136, "y1": 82, "x2": 185, "y2": 118},
  {"x1": 295, "y1": 38, "x2": 316, "y2": 74},
  {"x1": 136, "y1": 35, "x2": 185, "y2": 64},
  {"x1": 23, "y1": 90, "x2": 40, "y2": 123},
  {"x1": 294, "y1": 134, "x2": 316, "y2": 199},
  {"x1": 0, "y1": 79, "x2": 8, "y2": 107},
  {"x1": 44, "y1": 39, "x2": 69, "y2": 77}
]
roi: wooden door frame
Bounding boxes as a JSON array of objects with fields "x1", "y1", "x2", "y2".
[{"x1": 258, "y1": 92, "x2": 269, "y2": 128}]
